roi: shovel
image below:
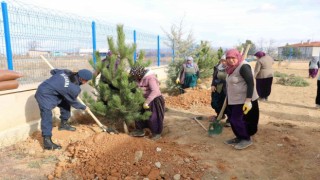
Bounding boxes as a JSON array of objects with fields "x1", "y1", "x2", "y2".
[
  {"x1": 40, "y1": 55, "x2": 108, "y2": 132},
  {"x1": 208, "y1": 98, "x2": 227, "y2": 136}
]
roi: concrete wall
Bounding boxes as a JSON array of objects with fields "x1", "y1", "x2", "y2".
[
  {"x1": 0, "y1": 83, "x2": 41, "y2": 147},
  {"x1": 0, "y1": 65, "x2": 168, "y2": 148}
]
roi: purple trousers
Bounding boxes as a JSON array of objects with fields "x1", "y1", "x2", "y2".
[
  {"x1": 135, "y1": 96, "x2": 165, "y2": 134},
  {"x1": 309, "y1": 69, "x2": 318, "y2": 78},
  {"x1": 256, "y1": 77, "x2": 273, "y2": 99},
  {"x1": 228, "y1": 100, "x2": 259, "y2": 140}
]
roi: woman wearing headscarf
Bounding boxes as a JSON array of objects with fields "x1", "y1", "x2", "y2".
[
  {"x1": 224, "y1": 49, "x2": 259, "y2": 150},
  {"x1": 129, "y1": 66, "x2": 165, "y2": 140},
  {"x1": 210, "y1": 55, "x2": 230, "y2": 126},
  {"x1": 254, "y1": 51, "x2": 274, "y2": 101},
  {"x1": 308, "y1": 56, "x2": 320, "y2": 78},
  {"x1": 176, "y1": 56, "x2": 199, "y2": 91}
]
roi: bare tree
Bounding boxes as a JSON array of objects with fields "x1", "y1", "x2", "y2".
[{"x1": 161, "y1": 17, "x2": 195, "y2": 59}]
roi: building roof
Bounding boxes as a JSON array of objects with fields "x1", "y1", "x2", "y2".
[{"x1": 279, "y1": 41, "x2": 320, "y2": 48}]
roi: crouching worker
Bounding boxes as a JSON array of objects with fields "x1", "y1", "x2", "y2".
[
  {"x1": 129, "y1": 66, "x2": 165, "y2": 141},
  {"x1": 35, "y1": 69, "x2": 92, "y2": 150}
]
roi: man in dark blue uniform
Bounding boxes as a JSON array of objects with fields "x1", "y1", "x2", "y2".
[{"x1": 35, "y1": 69, "x2": 92, "y2": 150}]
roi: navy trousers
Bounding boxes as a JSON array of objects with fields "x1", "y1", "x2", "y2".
[
  {"x1": 228, "y1": 100, "x2": 259, "y2": 140},
  {"x1": 135, "y1": 96, "x2": 165, "y2": 135},
  {"x1": 37, "y1": 99, "x2": 71, "y2": 136}
]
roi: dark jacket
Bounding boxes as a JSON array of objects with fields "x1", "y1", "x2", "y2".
[
  {"x1": 35, "y1": 69, "x2": 86, "y2": 110},
  {"x1": 211, "y1": 64, "x2": 227, "y2": 94}
]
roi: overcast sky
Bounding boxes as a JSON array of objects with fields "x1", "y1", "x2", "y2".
[{"x1": 9, "y1": 0, "x2": 320, "y2": 48}]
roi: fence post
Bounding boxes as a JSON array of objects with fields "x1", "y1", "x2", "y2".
[
  {"x1": 172, "y1": 40, "x2": 175, "y2": 62},
  {"x1": 91, "y1": 21, "x2": 97, "y2": 64},
  {"x1": 1, "y1": 2, "x2": 13, "y2": 70},
  {"x1": 133, "y1": 30, "x2": 136, "y2": 62},
  {"x1": 157, "y1": 35, "x2": 160, "y2": 66}
]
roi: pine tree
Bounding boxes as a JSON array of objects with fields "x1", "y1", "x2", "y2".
[
  {"x1": 217, "y1": 47, "x2": 224, "y2": 59},
  {"x1": 83, "y1": 24, "x2": 151, "y2": 133},
  {"x1": 194, "y1": 41, "x2": 219, "y2": 79}
]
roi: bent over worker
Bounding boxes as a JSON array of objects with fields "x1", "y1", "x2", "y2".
[{"x1": 35, "y1": 69, "x2": 92, "y2": 150}]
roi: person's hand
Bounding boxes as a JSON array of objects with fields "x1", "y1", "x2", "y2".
[
  {"x1": 176, "y1": 78, "x2": 180, "y2": 84},
  {"x1": 197, "y1": 78, "x2": 202, "y2": 84},
  {"x1": 211, "y1": 86, "x2": 216, "y2": 92},
  {"x1": 242, "y1": 101, "x2": 252, "y2": 115},
  {"x1": 143, "y1": 103, "x2": 150, "y2": 109}
]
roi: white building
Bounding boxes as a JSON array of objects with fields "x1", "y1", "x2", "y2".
[{"x1": 278, "y1": 41, "x2": 320, "y2": 59}]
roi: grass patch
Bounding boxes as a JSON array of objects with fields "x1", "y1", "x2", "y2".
[
  {"x1": 276, "y1": 74, "x2": 309, "y2": 87},
  {"x1": 27, "y1": 161, "x2": 41, "y2": 169},
  {"x1": 274, "y1": 71, "x2": 288, "y2": 78}
]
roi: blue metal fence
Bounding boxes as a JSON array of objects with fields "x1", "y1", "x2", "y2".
[{"x1": 0, "y1": 1, "x2": 173, "y2": 84}]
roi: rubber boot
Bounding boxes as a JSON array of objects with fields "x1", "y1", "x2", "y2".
[
  {"x1": 43, "y1": 136, "x2": 62, "y2": 150},
  {"x1": 58, "y1": 121, "x2": 76, "y2": 131}
]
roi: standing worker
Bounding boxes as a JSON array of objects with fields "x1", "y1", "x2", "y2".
[
  {"x1": 308, "y1": 56, "x2": 320, "y2": 79},
  {"x1": 254, "y1": 51, "x2": 274, "y2": 101},
  {"x1": 35, "y1": 69, "x2": 92, "y2": 150},
  {"x1": 224, "y1": 49, "x2": 260, "y2": 150},
  {"x1": 210, "y1": 55, "x2": 230, "y2": 126},
  {"x1": 176, "y1": 56, "x2": 200, "y2": 92},
  {"x1": 129, "y1": 66, "x2": 165, "y2": 140}
]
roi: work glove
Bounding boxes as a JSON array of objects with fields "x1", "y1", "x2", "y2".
[
  {"x1": 176, "y1": 78, "x2": 180, "y2": 84},
  {"x1": 197, "y1": 78, "x2": 202, "y2": 84},
  {"x1": 143, "y1": 103, "x2": 150, "y2": 109},
  {"x1": 242, "y1": 101, "x2": 252, "y2": 115}
]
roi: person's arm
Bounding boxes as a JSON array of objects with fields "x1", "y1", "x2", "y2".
[
  {"x1": 240, "y1": 64, "x2": 254, "y2": 99},
  {"x1": 63, "y1": 87, "x2": 86, "y2": 110},
  {"x1": 211, "y1": 66, "x2": 218, "y2": 86},
  {"x1": 254, "y1": 60, "x2": 261, "y2": 78},
  {"x1": 145, "y1": 77, "x2": 161, "y2": 105}
]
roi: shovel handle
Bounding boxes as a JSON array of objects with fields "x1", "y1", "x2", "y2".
[{"x1": 216, "y1": 98, "x2": 227, "y2": 121}]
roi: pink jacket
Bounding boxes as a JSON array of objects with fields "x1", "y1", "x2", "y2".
[{"x1": 137, "y1": 71, "x2": 162, "y2": 105}]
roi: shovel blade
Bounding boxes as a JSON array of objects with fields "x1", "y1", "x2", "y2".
[{"x1": 208, "y1": 121, "x2": 223, "y2": 135}]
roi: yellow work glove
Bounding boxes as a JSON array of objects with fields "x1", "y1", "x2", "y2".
[
  {"x1": 176, "y1": 78, "x2": 180, "y2": 84},
  {"x1": 197, "y1": 78, "x2": 201, "y2": 84},
  {"x1": 242, "y1": 101, "x2": 252, "y2": 115},
  {"x1": 143, "y1": 103, "x2": 150, "y2": 109}
]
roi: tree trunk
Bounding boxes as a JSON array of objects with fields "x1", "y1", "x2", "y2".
[{"x1": 123, "y1": 121, "x2": 129, "y2": 134}]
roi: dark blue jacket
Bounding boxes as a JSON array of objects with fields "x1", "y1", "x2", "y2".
[{"x1": 35, "y1": 69, "x2": 86, "y2": 110}]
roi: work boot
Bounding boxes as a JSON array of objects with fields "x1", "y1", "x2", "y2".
[
  {"x1": 58, "y1": 121, "x2": 76, "y2": 131},
  {"x1": 43, "y1": 136, "x2": 62, "y2": 150}
]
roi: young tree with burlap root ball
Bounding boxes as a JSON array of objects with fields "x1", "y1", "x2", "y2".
[{"x1": 83, "y1": 25, "x2": 151, "y2": 133}]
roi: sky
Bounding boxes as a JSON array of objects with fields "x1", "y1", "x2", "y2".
[{"x1": 8, "y1": 0, "x2": 320, "y2": 48}]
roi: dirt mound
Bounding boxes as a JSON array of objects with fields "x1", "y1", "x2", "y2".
[
  {"x1": 165, "y1": 89, "x2": 211, "y2": 109},
  {"x1": 50, "y1": 133, "x2": 206, "y2": 179}
]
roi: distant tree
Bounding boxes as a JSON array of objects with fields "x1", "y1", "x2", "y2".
[
  {"x1": 162, "y1": 17, "x2": 197, "y2": 93},
  {"x1": 28, "y1": 41, "x2": 38, "y2": 51},
  {"x1": 217, "y1": 47, "x2": 224, "y2": 59},
  {"x1": 194, "y1": 41, "x2": 219, "y2": 78},
  {"x1": 162, "y1": 17, "x2": 196, "y2": 59},
  {"x1": 256, "y1": 38, "x2": 277, "y2": 57},
  {"x1": 237, "y1": 40, "x2": 256, "y2": 55}
]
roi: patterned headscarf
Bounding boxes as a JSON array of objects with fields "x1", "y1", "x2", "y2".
[
  {"x1": 254, "y1": 51, "x2": 266, "y2": 58},
  {"x1": 225, "y1": 49, "x2": 244, "y2": 75},
  {"x1": 129, "y1": 65, "x2": 148, "y2": 80},
  {"x1": 186, "y1": 56, "x2": 194, "y2": 68}
]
